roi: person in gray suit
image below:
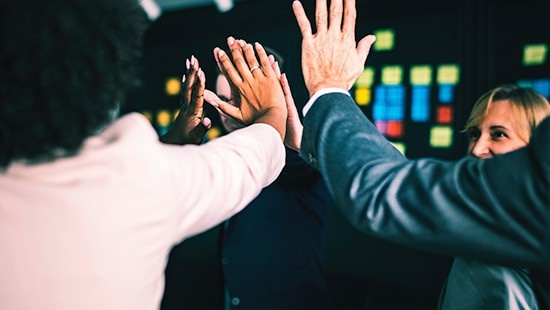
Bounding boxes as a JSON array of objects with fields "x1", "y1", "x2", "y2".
[
  {"x1": 290, "y1": 0, "x2": 550, "y2": 308},
  {"x1": 211, "y1": 0, "x2": 550, "y2": 308}
]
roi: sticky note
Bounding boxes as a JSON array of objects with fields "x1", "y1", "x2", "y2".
[
  {"x1": 382, "y1": 65, "x2": 403, "y2": 85},
  {"x1": 437, "y1": 64, "x2": 460, "y2": 85},
  {"x1": 355, "y1": 87, "x2": 371, "y2": 106},
  {"x1": 523, "y1": 43, "x2": 548, "y2": 66},
  {"x1": 373, "y1": 29, "x2": 395, "y2": 51},
  {"x1": 355, "y1": 67, "x2": 375, "y2": 88},
  {"x1": 430, "y1": 126, "x2": 453, "y2": 148},
  {"x1": 410, "y1": 65, "x2": 432, "y2": 86},
  {"x1": 165, "y1": 77, "x2": 181, "y2": 96}
]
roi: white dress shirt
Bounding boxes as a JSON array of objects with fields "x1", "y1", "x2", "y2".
[{"x1": 0, "y1": 112, "x2": 285, "y2": 310}]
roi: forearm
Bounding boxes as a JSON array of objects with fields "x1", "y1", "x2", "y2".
[
  {"x1": 253, "y1": 106, "x2": 287, "y2": 141},
  {"x1": 301, "y1": 93, "x2": 550, "y2": 269}
]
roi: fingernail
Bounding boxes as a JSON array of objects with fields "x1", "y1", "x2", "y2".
[
  {"x1": 191, "y1": 55, "x2": 195, "y2": 66},
  {"x1": 218, "y1": 50, "x2": 226, "y2": 57},
  {"x1": 186, "y1": 58, "x2": 190, "y2": 70},
  {"x1": 247, "y1": 43, "x2": 253, "y2": 50},
  {"x1": 239, "y1": 40, "x2": 245, "y2": 47},
  {"x1": 228, "y1": 37, "x2": 235, "y2": 45},
  {"x1": 255, "y1": 42, "x2": 263, "y2": 50},
  {"x1": 182, "y1": 74, "x2": 186, "y2": 82},
  {"x1": 198, "y1": 68, "x2": 203, "y2": 77}
]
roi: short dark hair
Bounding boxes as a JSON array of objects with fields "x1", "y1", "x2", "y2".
[{"x1": 0, "y1": 0, "x2": 148, "y2": 167}]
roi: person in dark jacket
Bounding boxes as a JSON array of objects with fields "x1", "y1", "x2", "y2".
[{"x1": 213, "y1": 48, "x2": 334, "y2": 309}]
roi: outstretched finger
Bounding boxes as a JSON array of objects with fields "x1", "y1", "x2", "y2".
[
  {"x1": 328, "y1": 0, "x2": 343, "y2": 32},
  {"x1": 181, "y1": 56, "x2": 199, "y2": 107},
  {"x1": 315, "y1": 0, "x2": 328, "y2": 32},
  {"x1": 228, "y1": 37, "x2": 253, "y2": 80},
  {"x1": 215, "y1": 46, "x2": 243, "y2": 89},
  {"x1": 204, "y1": 89, "x2": 243, "y2": 124},
  {"x1": 242, "y1": 42, "x2": 262, "y2": 75},
  {"x1": 271, "y1": 59, "x2": 281, "y2": 78},
  {"x1": 356, "y1": 34, "x2": 377, "y2": 65},
  {"x1": 190, "y1": 68, "x2": 205, "y2": 114},
  {"x1": 292, "y1": 1, "x2": 313, "y2": 38},
  {"x1": 342, "y1": 0, "x2": 357, "y2": 35},
  {"x1": 216, "y1": 102, "x2": 243, "y2": 124},
  {"x1": 280, "y1": 73, "x2": 294, "y2": 104},
  {"x1": 254, "y1": 42, "x2": 274, "y2": 77}
]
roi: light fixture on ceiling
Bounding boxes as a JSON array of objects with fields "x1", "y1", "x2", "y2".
[
  {"x1": 140, "y1": 0, "x2": 162, "y2": 20},
  {"x1": 214, "y1": 0, "x2": 234, "y2": 13}
]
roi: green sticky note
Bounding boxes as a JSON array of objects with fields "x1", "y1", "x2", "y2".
[
  {"x1": 410, "y1": 65, "x2": 432, "y2": 86},
  {"x1": 523, "y1": 43, "x2": 548, "y2": 66},
  {"x1": 381, "y1": 65, "x2": 403, "y2": 85},
  {"x1": 355, "y1": 67, "x2": 375, "y2": 88},
  {"x1": 390, "y1": 142, "x2": 406, "y2": 155},
  {"x1": 430, "y1": 126, "x2": 453, "y2": 148},
  {"x1": 437, "y1": 64, "x2": 460, "y2": 85},
  {"x1": 373, "y1": 29, "x2": 395, "y2": 51}
]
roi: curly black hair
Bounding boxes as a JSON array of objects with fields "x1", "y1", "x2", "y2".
[{"x1": 0, "y1": 0, "x2": 148, "y2": 167}]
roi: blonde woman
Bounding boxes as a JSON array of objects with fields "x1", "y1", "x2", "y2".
[{"x1": 438, "y1": 84, "x2": 550, "y2": 309}]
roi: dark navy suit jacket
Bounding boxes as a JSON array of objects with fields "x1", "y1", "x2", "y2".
[
  {"x1": 300, "y1": 92, "x2": 550, "y2": 308},
  {"x1": 222, "y1": 147, "x2": 334, "y2": 310}
]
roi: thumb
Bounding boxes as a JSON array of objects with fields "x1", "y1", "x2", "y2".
[
  {"x1": 187, "y1": 117, "x2": 212, "y2": 145},
  {"x1": 357, "y1": 34, "x2": 376, "y2": 65},
  {"x1": 204, "y1": 89, "x2": 222, "y2": 108},
  {"x1": 203, "y1": 89, "x2": 244, "y2": 123}
]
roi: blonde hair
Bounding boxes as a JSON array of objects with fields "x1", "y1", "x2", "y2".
[{"x1": 464, "y1": 84, "x2": 550, "y2": 142}]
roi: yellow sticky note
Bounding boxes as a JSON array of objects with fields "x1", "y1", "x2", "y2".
[
  {"x1": 381, "y1": 65, "x2": 403, "y2": 85},
  {"x1": 437, "y1": 64, "x2": 460, "y2": 85},
  {"x1": 390, "y1": 142, "x2": 406, "y2": 155},
  {"x1": 355, "y1": 67, "x2": 375, "y2": 88},
  {"x1": 373, "y1": 29, "x2": 395, "y2": 51},
  {"x1": 430, "y1": 126, "x2": 453, "y2": 148},
  {"x1": 523, "y1": 43, "x2": 548, "y2": 66},
  {"x1": 156, "y1": 110, "x2": 172, "y2": 127},
  {"x1": 410, "y1": 65, "x2": 432, "y2": 86},
  {"x1": 165, "y1": 77, "x2": 181, "y2": 96},
  {"x1": 355, "y1": 87, "x2": 371, "y2": 106},
  {"x1": 207, "y1": 127, "x2": 222, "y2": 140}
]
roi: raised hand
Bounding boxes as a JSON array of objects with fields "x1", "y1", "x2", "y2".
[
  {"x1": 160, "y1": 55, "x2": 211, "y2": 145},
  {"x1": 280, "y1": 73, "x2": 303, "y2": 151},
  {"x1": 205, "y1": 37, "x2": 287, "y2": 140},
  {"x1": 292, "y1": 0, "x2": 376, "y2": 96}
]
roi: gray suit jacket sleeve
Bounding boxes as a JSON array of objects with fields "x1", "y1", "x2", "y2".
[{"x1": 300, "y1": 92, "x2": 550, "y2": 272}]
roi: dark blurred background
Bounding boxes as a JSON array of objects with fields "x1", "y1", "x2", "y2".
[{"x1": 125, "y1": 0, "x2": 549, "y2": 308}]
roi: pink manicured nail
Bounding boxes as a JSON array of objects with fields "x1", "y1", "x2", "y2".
[
  {"x1": 228, "y1": 37, "x2": 235, "y2": 45},
  {"x1": 182, "y1": 74, "x2": 186, "y2": 82},
  {"x1": 185, "y1": 59, "x2": 190, "y2": 70},
  {"x1": 218, "y1": 50, "x2": 226, "y2": 57},
  {"x1": 191, "y1": 55, "x2": 195, "y2": 66}
]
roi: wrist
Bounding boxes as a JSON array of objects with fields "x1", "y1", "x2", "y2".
[
  {"x1": 254, "y1": 106, "x2": 287, "y2": 141},
  {"x1": 307, "y1": 82, "x2": 349, "y2": 97}
]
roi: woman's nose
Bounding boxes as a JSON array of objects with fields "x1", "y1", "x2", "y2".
[{"x1": 469, "y1": 138, "x2": 492, "y2": 159}]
